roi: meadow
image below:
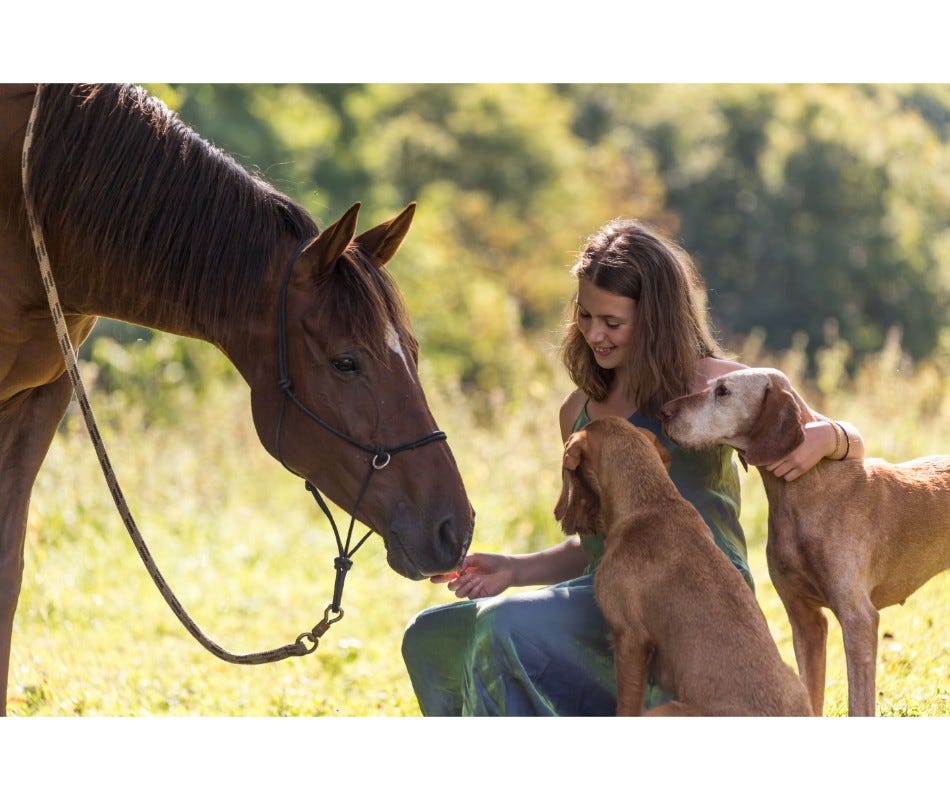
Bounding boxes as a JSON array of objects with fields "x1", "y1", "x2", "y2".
[{"x1": 7, "y1": 330, "x2": 949, "y2": 717}]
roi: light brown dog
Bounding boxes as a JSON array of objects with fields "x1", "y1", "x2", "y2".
[
  {"x1": 554, "y1": 416, "x2": 812, "y2": 716},
  {"x1": 660, "y1": 367, "x2": 950, "y2": 716}
]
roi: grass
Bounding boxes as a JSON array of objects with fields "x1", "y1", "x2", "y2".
[{"x1": 6, "y1": 333, "x2": 950, "y2": 717}]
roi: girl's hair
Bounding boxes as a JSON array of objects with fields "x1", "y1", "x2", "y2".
[{"x1": 560, "y1": 218, "x2": 721, "y2": 414}]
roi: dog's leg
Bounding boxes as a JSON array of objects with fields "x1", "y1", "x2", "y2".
[
  {"x1": 836, "y1": 597, "x2": 880, "y2": 717},
  {"x1": 0, "y1": 373, "x2": 73, "y2": 716},
  {"x1": 611, "y1": 631, "x2": 653, "y2": 716},
  {"x1": 784, "y1": 596, "x2": 829, "y2": 715}
]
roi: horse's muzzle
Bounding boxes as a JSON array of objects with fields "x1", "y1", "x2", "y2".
[{"x1": 385, "y1": 510, "x2": 474, "y2": 580}]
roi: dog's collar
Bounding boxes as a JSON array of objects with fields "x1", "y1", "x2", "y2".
[{"x1": 736, "y1": 450, "x2": 749, "y2": 471}]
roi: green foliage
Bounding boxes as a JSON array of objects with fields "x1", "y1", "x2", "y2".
[
  {"x1": 143, "y1": 83, "x2": 950, "y2": 388},
  {"x1": 85, "y1": 327, "x2": 240, "y2": 426},
  {"x1": 146, "y1": 83, "x2": 672, "y2": 405},
  {"x1": 567, "y1": 84, "x2": 950, "y2": 365}
]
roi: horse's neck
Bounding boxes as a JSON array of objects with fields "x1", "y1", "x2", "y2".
[
  {"x1": 47, "y1": 269, "x2": 194, "y2": 342},
  {"x1": 49, "y1": 238, "x2": 287, "y2": 350}
]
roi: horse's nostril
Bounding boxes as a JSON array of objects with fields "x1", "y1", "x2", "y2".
[
  {"x1": 436, "y1": 515, "x2": 466, "y2": 561},
  {"x1": 438, "y1": 516, "x2": 455, "y2": 545}
]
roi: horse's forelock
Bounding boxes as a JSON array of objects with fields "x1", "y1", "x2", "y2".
[{"x1": 312, "y1": 246, "x2": 417, "y2": 364}]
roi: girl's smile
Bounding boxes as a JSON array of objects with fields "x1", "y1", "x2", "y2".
[{"x1": 575, "y1": 279, "x2": 636, "y2": 371}]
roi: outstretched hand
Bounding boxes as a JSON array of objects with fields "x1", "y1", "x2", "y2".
[{"x1": 430, "y1": 552, "x2": 516, "y2": 599}]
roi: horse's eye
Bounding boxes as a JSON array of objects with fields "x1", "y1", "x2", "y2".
[
  {"x1": 715, "y1": 383, "x2": 730, "y2": 398},
  {"x1": 331, "y1": 355, "x2": 358, "y2": 375}
]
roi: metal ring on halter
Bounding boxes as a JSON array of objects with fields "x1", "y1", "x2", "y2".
[{"x1": 372, "y1": 451, "x2": 391, "y2": 470}]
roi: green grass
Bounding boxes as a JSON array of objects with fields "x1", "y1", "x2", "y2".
[{"x1": 7, "y1": 335, "x2": 950, "y2": 716}]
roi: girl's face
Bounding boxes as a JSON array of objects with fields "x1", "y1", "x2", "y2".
[{"x1": 575, "y1": 279, "x2": 636, "y2": 373}]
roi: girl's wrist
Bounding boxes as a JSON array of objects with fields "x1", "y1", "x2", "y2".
[
  {"x1": 835, "y1": 421, "x2": 851, "y2": 460},
  {"x1": 827, "y1": 420, "x2": 850, "y2": 460},
  {"x1": 828, "y1": 420, "x2": 841, "y2": 459}
]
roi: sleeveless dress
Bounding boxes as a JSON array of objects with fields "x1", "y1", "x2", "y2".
[{"x1": 400, "y1": 407, "x2": 751, "y2": 716}]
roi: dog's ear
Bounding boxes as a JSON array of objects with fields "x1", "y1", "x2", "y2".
[
  {"x1": 641, "y1": 429, "x2": 673, "y2": 472},
  {"x1": 554, "y1": 432, "x2": 600, "y2": 536},
  {"x1": 743, "y1": 385, "x2": 805, "y2": 466},
  {"x1": 562, "y1": 430, "x2": 585, "y2": 472}
]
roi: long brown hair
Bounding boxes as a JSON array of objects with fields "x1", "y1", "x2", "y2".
[{"x1": 560, "y1": 218, "x2": 721, "y2": 414}]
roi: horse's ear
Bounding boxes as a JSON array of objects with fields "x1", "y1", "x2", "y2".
[
  {"x1": 301, "y1": 202, "x2": 361, "y2": 281},
  {"x1": 355, "y1": 202, "x2": 416, "y2": 267}
]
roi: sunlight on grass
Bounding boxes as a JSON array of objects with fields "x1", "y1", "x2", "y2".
[{"x1": 8, "y1": 333, "x2": 949, "y2": 716}]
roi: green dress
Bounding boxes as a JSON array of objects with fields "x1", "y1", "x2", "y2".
[{"x1": 401, "y1": 407, "x2": 751, "y2": 716}]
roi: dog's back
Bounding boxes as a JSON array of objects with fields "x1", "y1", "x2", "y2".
[{"x1": 769, "y1": 454, "x2": 950, "y2": 610}]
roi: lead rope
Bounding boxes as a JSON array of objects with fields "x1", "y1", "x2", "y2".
[{"x1": 21, "y1": 84, "x2": 340, "y2": 664}]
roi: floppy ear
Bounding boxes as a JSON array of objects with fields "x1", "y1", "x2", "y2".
[
  {"x1": 743, "y1": 386, "x2": 805, "y2": 466},
  {"x1": 562, "y1": 430, "x2": 585, "y2": 471},
  {"x1": 354, "y1": 202, "x2": 416, "y2": 267},
  {"x1": 554, "y1": 432, "x2": 600, "y2": 536},
  {"x1": 640, "y1": 429, "x2": 673, "y2": 472},
  {"x1": 299, "y1": 202, "x2": 361, "y2": 284}
]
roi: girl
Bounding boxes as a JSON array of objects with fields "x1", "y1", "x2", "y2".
[{"x1": 401, "y1": 218, "x2": 864, "y2": 715}]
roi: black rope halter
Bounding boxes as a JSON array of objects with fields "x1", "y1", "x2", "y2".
[{"x1": 272, "y1": 237, "x2": 448, "y2": 611}]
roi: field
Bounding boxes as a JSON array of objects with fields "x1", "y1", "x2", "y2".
[{"x1": 6, "y1": 331, "x2": 949, "y2": 717}]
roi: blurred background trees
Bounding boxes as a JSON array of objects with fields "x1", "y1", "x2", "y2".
[{"x1": 124, "y1": 83, "x2": 950, "y2": 408}]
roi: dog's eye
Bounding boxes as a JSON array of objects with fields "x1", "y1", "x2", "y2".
[{"x1": 715, "y1": 383, "x2": 730, "y2": 398}]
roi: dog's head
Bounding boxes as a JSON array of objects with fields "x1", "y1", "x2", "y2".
[
  {"x1": 660, "y1": 367, "x2": 804, "y2": 466},
  {"x1": 554, "y1": 417, "x2": 672, "y2": 536}
]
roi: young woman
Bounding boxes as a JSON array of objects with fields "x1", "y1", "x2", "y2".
[{"x1": 401, "y1": 218, "x2": 864, "y2": 715}]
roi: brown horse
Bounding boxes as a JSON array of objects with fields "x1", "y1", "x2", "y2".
[{"x1": 0, "y1": 84, "x2": 473, "y2": 714}]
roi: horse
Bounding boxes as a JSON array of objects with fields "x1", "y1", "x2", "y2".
[{"x1": 0, "y1": 83, "x2": 474, "y2": 714}]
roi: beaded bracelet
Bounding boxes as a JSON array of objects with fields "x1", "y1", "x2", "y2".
[{"x1": 835, "y1": 421, "x2": 850, "y2": 460}]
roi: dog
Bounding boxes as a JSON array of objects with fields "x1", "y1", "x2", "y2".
[
  {"x1": 660, "y1": 366, "x2": 950, "y2": 716},
  {"x1": 554, "y1": 416, "x2": 812, "y2": 716}
]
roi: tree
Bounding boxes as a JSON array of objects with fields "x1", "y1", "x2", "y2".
[{"x1": 565, "y1": 84, "x2": 950, "y2": 367}]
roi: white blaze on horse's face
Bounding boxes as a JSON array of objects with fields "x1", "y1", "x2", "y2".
[{"x1": 386, "y1": 322, "x2": 414, "y2": 381}]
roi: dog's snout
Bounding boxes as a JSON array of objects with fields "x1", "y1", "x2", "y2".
[{"x1": 659, "y1": 405, "x2": 675, "y2": 423}]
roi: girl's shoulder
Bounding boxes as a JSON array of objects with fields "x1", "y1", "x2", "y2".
[{"x1": 559, "y1": 389, "x2": 588, "y2": 442}]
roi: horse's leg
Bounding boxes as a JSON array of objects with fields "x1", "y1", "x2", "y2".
[{"x1": 0, "y1": 373, "x2": 73, "y2": 715}]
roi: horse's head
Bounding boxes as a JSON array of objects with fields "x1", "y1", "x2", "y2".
[{"x1": 246, "y1": 203, "x2": 473, "y2": 580}]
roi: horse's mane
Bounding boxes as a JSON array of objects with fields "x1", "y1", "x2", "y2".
[
  {"x1": 27, "y1": 83, "x2": 321, "y2": 336},
  {"x1": 26, "y1": 84, "x2": 418, "y2": 360}
]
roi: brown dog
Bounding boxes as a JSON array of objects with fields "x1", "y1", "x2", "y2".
[
  {"x1": 661, "y1": 367, "x2": 950, "y2": 716},
  {"x1": 554, "y1": 416, "x2": 812, "y2": 716}
]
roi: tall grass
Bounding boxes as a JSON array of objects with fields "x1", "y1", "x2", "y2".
[{"x1": 8, "y1": 332, "x2": 948, "y2": 716}]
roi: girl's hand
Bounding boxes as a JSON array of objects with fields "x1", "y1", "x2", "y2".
[
  {"x1": 766, "y1": 420, "x2": 837, "y2": 481},
  {"x1": 430, "y1": 552, "x2": 517, "y2": 599}
]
